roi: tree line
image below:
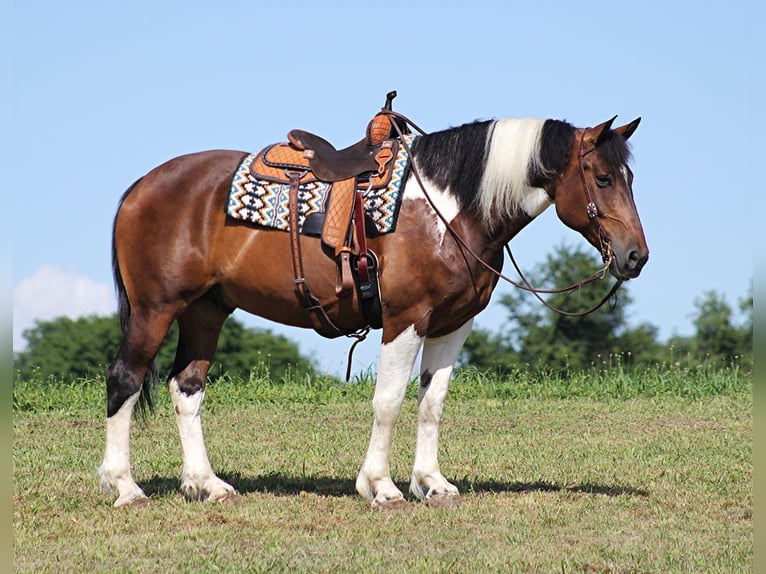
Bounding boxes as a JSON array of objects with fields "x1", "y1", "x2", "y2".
[
  {"x1": 14, "y1": 244, "x2": 751, "y2": 383},
  {"x1": 14, "y1": 315, "x2": 315, "y2": 383},
  {"x1": 459, "y1": 244, "x2": 752, "y2": 373}
]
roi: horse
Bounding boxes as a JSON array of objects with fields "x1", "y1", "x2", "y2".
[{"x1": 98, "y1": 108, "x2": 648, "y2": 510}]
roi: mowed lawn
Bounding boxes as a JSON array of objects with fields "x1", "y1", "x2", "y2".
[{"x1": 14, "y1": 369, "x2": 752, "y2": 573}]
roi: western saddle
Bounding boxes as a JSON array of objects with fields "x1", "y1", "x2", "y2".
[{"x1": 249, "y1": 91, "x2": 409, "y2": 339}]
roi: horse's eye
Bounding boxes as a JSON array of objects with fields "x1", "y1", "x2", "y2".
[{"x1": 595, "y1": 175, "x2": 613, "y2": 188}]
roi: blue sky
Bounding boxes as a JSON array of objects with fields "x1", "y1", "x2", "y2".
[{"x1": 7, "y1": 1, "x2": 759, "y2": 377}]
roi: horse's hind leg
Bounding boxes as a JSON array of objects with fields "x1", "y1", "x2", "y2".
[
  {"x1": 409, "y1": 319, "x2": 473, "y2": 507},
  {"x1": 99, "y1": 308, "x2": 177, "y2": 508},
  {"x1": 168, "y1": 298, "x2": 237, "y2": 502}
]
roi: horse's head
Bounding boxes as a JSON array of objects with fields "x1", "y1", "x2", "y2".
[{"x1": 551, "y1": 117, "x2": 649, "y2": 280}]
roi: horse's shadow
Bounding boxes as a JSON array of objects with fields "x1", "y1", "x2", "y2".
[{"x1": 140, "y1": 472, "x2": 649, "y2": 500}]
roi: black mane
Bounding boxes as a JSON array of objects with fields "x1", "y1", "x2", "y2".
[
  {"x1": 535, "y1": 120, "x2": 575, "y2": 184},
  {"x1": 409, "y1": 120, "x2": 493, "y2": 212}
]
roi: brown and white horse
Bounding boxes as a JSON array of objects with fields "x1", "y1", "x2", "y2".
[{"x1": 99, "y1": 113, "x2": 648, "y2": 509}]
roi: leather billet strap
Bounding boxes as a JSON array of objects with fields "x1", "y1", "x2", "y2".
[
  {"x1": 354, "y1": 182, "x2": 371, "y2": 286},
  {"x1": 286, "y1": 170, "x2": 349, "y2": 339}
]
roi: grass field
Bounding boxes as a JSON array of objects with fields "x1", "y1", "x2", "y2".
[{"x1": 14, "y1": 364, "x2": 752, "y2": 573}]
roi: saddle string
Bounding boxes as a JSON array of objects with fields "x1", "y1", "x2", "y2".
[
  {"x1": 381, "y1": 110, "x2": 622, "y2": 318},
  {"x1": 345, "y1": 326, "x2": 371, "y2": 382}
]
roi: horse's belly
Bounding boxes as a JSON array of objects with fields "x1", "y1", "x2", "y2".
[{"x1": 216, "y1": 228, "x2": 367, "y2": 331}]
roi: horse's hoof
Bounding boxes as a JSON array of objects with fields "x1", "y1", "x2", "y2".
[
  {"x1": 426, "y1": 493, "x2": 462, "y2": 509},
  {"x1": 215, "y1": 492, "x2": 242, "y2": 505},
  {"x1": 116, "y1": 495, "x2": 150, "y2": 509},
  {"x1": 373, "y1": 497, "x2": 409, "y2": 511}
]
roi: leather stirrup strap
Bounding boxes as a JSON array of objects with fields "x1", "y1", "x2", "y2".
[
  {"x1": 335, "y1": 247, "x2": 355, "y2": 298},
  {"x1": 286, "y1": 171, "x2": 347, "y2": 338},
  {"x1": 354, "y1": 184, "x2": 370, "y2": 285}
]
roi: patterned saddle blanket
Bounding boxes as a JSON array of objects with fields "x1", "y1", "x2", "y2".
[{"x1": 227, "y1": 134, "x2": 414, "y2": 236}]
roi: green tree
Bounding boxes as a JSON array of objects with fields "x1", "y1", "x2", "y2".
[
  {"x1": 691, "y1": 290, "x2": 751, "y2": 366},
  {"x1": 500, "y1": 243, "x2": 641, "y2": 371},
  {"x1": 613, "y1": 322, "x2": 663, "y2": 368},
  {"x1": 14, "y1": 315, "x2": 121, "y2": 381},
  {"x1": 458, "y1": 326, "x2": 519, "y2": 373},
  {"x1": 738, "y1": 285, "x2": 753, "y2": 358},
  {"x1": 14, "y1": 314, "x2": 315, "y2": 383},
  {"x1": 206, "y1": 318, "x2": 315, "y2": 380}
]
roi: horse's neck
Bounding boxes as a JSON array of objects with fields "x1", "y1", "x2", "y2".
[
  {"x1": 484, "y1": 209, "x2": 537, "y2": 254},
  {"x1": 440, "y1": 208, "x2": 536, "y2": 280}
]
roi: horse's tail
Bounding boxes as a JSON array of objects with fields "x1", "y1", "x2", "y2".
[{"x1": 112, "y1": 178, "x2": 159, "y2": 417}]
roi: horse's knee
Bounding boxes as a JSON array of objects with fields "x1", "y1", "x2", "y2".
[
  {"x1": 372, "y1": 391, "x2": 404, "y2": 426},
  {"x1": 172, "y1": 370, "x2": 206, "y2": 396},
  {"x1": 168, "y1": 361, "x2": 209, "y2": 413},
  {"x1": 169, "y1": 376, "x2": 205, "y2": 416}
]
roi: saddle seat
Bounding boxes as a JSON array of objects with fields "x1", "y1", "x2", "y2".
[{"x1": 287, "y1": 112, "x2": 396, "y2": 182}]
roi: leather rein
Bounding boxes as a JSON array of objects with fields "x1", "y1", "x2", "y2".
[{"x1": 383, "y1": 110, "x2": 623, "y2": 318}]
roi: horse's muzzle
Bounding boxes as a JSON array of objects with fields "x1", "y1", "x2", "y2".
[{"x1": 610, "y1": 245, "x2": 649, "y2": 280}]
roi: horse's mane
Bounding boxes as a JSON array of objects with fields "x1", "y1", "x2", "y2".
[
  {"x1": 409, "y1": 119, "x2": 494, "y2": 214},
  {"x1": 409, "y1": 118, "x2": 632, "y2": 229}
]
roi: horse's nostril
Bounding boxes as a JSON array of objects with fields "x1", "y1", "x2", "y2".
[{"x1": 627, "y1": 249, "x2": 648, "y2": 271}]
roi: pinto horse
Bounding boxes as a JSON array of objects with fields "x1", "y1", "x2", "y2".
[{"x1": 99, "y1": 111, "x2": 648, "y2": 509}]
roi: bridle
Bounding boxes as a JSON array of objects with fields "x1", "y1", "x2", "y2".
[
  {"x1": 577, "y1": 129, "x2": 613, "y2": 265},
  {"x1": 382, "y1": 110, "x2": 623, "y2": 318}
]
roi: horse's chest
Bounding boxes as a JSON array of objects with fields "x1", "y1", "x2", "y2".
[{"x1": 414, "y1": 265, "x2": 498, "y2": 336}]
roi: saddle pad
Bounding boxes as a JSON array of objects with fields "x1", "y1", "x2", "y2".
[{"x1": 227, "y1": 134, "x2": 415, "y2": 235}]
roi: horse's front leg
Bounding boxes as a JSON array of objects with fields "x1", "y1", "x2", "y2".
[
  {"x1": 356, "y1": 325, "x2": 424, "y2": 509},
  {"x1": 410, "y1": 319, "x2": 473, "y2": 507}
]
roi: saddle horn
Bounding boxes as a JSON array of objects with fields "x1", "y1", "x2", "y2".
[{"x1": 382, "y1": 89, "x2": 411, "y2": 138}]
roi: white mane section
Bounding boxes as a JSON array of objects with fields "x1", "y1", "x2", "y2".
[{"x1": 478, "y1": 118, "x2": 552, "y2": 228}]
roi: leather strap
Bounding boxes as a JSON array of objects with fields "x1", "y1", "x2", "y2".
[
  {"x1": 354, "y1": 184, "x2": 370, "y2": 285},
  {"x1": 287, "y1": 171, "x2": 348, "y2": 338},
  {"x1": 577, "y1": 132, "x2": 611, "y2": 262},
  {"x1": 335, "y1": 247, "x2": 355, "y2": 297}
]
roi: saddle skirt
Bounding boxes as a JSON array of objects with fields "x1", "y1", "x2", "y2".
[{"x1": 227, "y1": 133, "x2": 414, "y2": 236}]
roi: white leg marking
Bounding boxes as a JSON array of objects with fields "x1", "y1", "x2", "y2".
[
  {"x1": 98, "y1": 391, "x2": 148, "y2": 507},
  {"x1": 410, "y1": 319, "x2": 474, "y2": 504},
  {"x1": 356, "y1": 325, "x2": 424, "y2": 508},
  {"x1": 169, "y1": 378, "x2": 236, "y2": 501}
]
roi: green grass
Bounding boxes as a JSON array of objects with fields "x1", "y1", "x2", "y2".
[{"x1": 14, "y1": 367, "x2": 752, "y2": 573}]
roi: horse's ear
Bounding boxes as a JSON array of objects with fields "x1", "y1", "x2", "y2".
[
  {"x1": 585, "y1": 115, "x2": 618, "y2": 147},
  {"x1": 614, "y1": 117, "x2": 641, "y2": 141}
]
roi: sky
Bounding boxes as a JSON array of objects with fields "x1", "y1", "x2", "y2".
[{"x1": 6, "y1": 1, "x2": 760, "y2": 378}]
